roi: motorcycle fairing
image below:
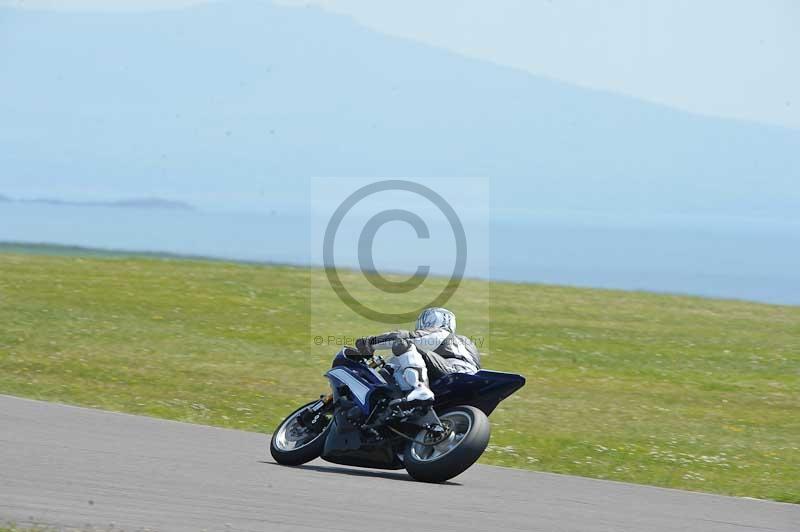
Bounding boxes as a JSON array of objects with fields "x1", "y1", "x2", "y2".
[
  {"x1": 431, "y1": 370, "x2": 526, "y2": 416},
  {"x1": 320, "y1": 348, "x2": 525, "y2": 470},
  {"x1": 326, "y1": 362, "x2": 390, "y2": 416},
  {"x1": 322, "y1": 418, "x2": 405, "y2": 470}
]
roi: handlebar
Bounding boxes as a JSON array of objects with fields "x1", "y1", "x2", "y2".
[
  {"x1": 368, "y1": 355, "x2": 385, "y2": 369},
  {"x1": 341, "y1": 346, "x2": 385, "y2": 369}
]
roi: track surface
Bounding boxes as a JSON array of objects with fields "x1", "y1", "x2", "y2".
[{"x1": 1, "y1": 395, "x2": 796, "y2": 532}]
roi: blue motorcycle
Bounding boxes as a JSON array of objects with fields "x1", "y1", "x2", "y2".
[{"x1": 270, "y1": 346, "x2": 526, "y2": 482}]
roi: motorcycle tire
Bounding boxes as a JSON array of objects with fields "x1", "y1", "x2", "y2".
[
  {"x1": 270, "y1": 400, "x2": 332, "y2": 466},
  {"x1": 404, "y1": 405, "x2": 491, "y2": 483}
]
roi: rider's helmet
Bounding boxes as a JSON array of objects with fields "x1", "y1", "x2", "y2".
[{"x1": 416, "y1": 307, "x2": 456, "y2": 334}]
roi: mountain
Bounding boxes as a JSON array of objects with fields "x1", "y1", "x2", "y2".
[
  {"x1": 111, "y1": 198, "x2": 194, "y2": 210},
  {"x1": 0, "y1": 195, "x2": 195, "y2": 210},
  {"x1": 0, "y1": 0, "x2": 798, "y2": 216}
]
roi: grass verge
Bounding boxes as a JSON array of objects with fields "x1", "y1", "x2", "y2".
[{"x1": 0, "y1": 246, "x2": 798, "y2": 502}]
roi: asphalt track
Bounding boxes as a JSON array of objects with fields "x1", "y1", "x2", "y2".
[{"x1": 1, "y1": 395, "x2": 797, "y2": 532}]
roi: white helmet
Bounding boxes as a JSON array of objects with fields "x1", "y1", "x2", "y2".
[{"x1": 416, "y1": 307, "x2": 456, "y2": 334}]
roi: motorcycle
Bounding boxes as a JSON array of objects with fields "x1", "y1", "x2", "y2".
[{"x1": 270, "y1": 345, "x2": 526, "y2": 482}]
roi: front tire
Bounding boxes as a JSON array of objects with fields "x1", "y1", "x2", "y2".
[
  {"x1": 404, "y1": 405, "x2": 490, "y2": 483},
  {"x1": 270, "y1": 401, "x2": 332, "y2": 466}
]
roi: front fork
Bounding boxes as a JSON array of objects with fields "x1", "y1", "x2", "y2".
[{"x1": 297, "y1": 393, "x2": 333, "y2": 428}]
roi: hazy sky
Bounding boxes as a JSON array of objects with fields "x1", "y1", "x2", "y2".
[
  {"x1": 2, "y1": 0, "x2": 798, "y2": 129},
  {"x1": 277, "y1": 0, "x2": 799, "y2": 129}
]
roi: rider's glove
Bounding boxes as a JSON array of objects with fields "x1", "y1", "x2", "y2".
[{"x1": 356, "y1": 337, "x2": 375, "y2": 357}]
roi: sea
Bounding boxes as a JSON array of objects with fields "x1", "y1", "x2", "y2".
[{"x1": 2, "y1": 202, "x2": 799, "y2": 306}]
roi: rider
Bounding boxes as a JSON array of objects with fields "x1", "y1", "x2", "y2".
[{"x1": 356, "y1": 307, "x2": 481, "y2": 403}]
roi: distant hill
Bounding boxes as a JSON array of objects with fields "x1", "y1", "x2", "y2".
[
  {"x1": 0, "y1": 0, "x2": 798, "y2": 216},
  {"x1": 0, "y1": 195, "x2": 195, "y2": 211},
  {"x1": 111, "y1": 198, "x2": 195, "y2": 210}
]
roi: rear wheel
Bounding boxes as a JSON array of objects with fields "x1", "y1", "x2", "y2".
[
  {"x1": 270, "y1": 400, "x2": 332, "y2": 466},
  {"x1": 404, "y1": 405, "x2": 490, "y2": 483}
]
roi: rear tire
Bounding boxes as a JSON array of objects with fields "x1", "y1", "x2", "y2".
[
  {"x1": 404, "y1": 405, "x2": 490, "y2": 483},
  {"x1": 270, "y1": 401, "x2": 332, "y2": 466}
]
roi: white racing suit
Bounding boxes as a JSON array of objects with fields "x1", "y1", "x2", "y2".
[{"x1": 362, "y1": 328, "x2": 481, "y2": 402}]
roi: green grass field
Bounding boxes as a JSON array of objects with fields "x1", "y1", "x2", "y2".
[{"x1": 1, "y1": 245, "x2": 798, "y2": 502}]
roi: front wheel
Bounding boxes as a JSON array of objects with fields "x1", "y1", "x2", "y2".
[
  {"x1": 270, "y1": 400, "x2": 332, "y2": 466},
  {"x1": 404, "y1": 405, "x2": 491, "y2": 483}
]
